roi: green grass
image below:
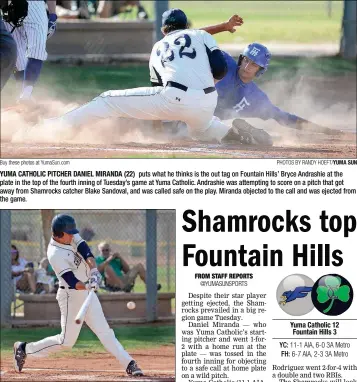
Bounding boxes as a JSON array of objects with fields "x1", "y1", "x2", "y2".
[
  {"x1": 0, "y1": 325, "x2": 175, "y2": 356},
  {"x1": 143, "y1": 1, "x2": 343, "y2": 43},
  {"x1": 81, "y1": 1, "x2": 343, "y2": 43},
  {"x1": 3, "y1": 56, "x2": 354, "y2": 107}
]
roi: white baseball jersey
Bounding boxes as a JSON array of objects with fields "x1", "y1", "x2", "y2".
[
  {"x1": 149, "y1": 29, "x2": 218, "y2": 89},
  {"x1": 41, "y1": 28, "x2": 231, "y2": 142},
  {"x1": 48, "y1": 236, "x2": 89, "y2": 287},
  {"x1": 3, "y1": 0, "x2": 48, "y2": 71},
  {"x1": 24, "y1": 235, "x2": 133, "y2": 370}
]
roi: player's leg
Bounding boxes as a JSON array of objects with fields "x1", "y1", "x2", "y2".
[
  {"x1": 3, "y1": 21, "x2": 27, "y2": 89},
  {"x1": 0, "y1": 20, "x2": 17, "y2": 91},
  {"x1": 84, "y1": 292, "x2": 143, "y2": 375},
  {"x1": 169, "y1": 88, "x2": 229, "y2": 142},
  {"x1": 45, "y1": 86, "x2": 173, "y2": 130},
  {"x1": 206, "y1": 116, "x2": 232, "y2": 142},
  {"x1": 14, "y1": 290, "x2": 86, "y2": 372},
  {"x1": 19, "y1": 1, "x2": 48, "y2": 101},
  {"x1": 182, "y1": 108, "x2": 231, "y2": 143}
]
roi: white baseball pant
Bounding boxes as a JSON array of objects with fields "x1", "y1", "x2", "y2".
[
  {"x1": 49, "y1": 85, "x2": 230, "y2": 142},
  {"x1": 4, "y1": 0, "x2": 48, "y2": 71},
  {"x1": 25, "y1": 288, "x2": 132, "y2": 369}
]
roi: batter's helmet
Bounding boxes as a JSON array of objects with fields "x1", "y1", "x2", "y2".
[
  {"x1": 238, "y1": 42, "x2": 271, "y2": 77},
  {"x1": 52, "y1": 214, "x2": 79, "y2": 238}
]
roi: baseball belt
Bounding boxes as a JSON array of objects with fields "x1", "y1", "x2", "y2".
[{"x1": 166, "y1": 81, "x2": 216, "y2": 94}]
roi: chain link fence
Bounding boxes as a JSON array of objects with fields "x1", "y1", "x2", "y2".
[{"x1": 4, "y1": 210, "x2": 175, "y2": 320}]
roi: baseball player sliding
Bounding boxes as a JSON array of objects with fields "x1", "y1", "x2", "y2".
[
  {"x1": 170, "y1": 15, "x2": 344, "y2": 145},
  {"x1": 37, "y1": 8, "x2": 233, "y2": 143},
  {"x1": 13, "y1": 214, "x2": 143, "y2": 377},
  {"x1": 3, "y1": 0, "x2": 57, "y2": 105}
]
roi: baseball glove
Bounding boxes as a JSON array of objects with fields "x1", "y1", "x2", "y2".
[
  {"x1": 47, "y1": 13, "x2": 57, "y2": 40},
  {"x1": 222, "y1": 118, "x2": 273, "y2": 146},
  {"x1": 2, "y1": 0, "x2": 28, "y2": 28}
]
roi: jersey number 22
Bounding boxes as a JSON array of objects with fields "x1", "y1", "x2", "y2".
[{"x1": 157, "y1": 34, "x2": 197, "y2": 67}]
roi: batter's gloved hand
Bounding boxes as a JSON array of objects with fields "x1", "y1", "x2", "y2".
[
  {"x1": 90, "y1": 268, "x2": 102, "y2": 286},
  {"x1": 47, "y1": 14, "x2": 57, "y2": 40},
  {"x1": 87, "y1": 276, "x2": 99, "y2": 291},
  {"x1": 86, "y1": 281, "x2": 99, "y2": 291}
]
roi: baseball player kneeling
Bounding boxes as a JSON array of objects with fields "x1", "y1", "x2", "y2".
[
  {"x1": 37, "y1": 8, "x2": 233, "y2": 143},
  {"x1": 13, "y1": 214, "x2": 143, "y2": 377}
]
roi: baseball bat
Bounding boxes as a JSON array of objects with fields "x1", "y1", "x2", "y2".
[{"x1": 75, "y1": 289, "x2": 95, "y2": 325}]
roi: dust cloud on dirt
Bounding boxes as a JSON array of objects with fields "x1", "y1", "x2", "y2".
[
  {"x1": 1, "y1": 64, "x2": 356, "y2": 148},
  {"x1": 1, "y1": 98, "x2": 176, "y2": 146},
  {"x1": 257, "y1": 62, "x2": 356, "y2": 146}
]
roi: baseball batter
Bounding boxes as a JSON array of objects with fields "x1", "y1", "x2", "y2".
[
  {"x1": 13, "y1": 214, "x2": 143, "y2": 377},
  {"x1": 38, "y1": 8, "x2": 231, "y2": 142},
  {"x1": 3, "y1": 0, "x2": 57, "y2": 102}
]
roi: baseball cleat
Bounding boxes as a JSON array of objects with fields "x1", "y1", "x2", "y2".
[
  {"x1": 221, "y1": 126, "x2": 254, "y2": 145},
  {"x1": 222, "y1": 118, "x2": 273, "y2": 146},
  {"x1": 13, "y1": 342, "x2": 27, "y2": 373},
  {"x1": 126, "y1": 360, "x2": 144, "y2": 376}
]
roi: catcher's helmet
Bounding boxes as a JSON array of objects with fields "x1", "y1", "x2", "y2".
[
  {"x1": 52, "y1": 214, "x2": 79, "y2": 237},
  {"x1": 238, "y1": 42, "x2": 271, "y2": 77}
]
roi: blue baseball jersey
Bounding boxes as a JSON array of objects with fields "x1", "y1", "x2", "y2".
[{"x1": 215, "y1": 52, "x2": 299, "y2": 127}]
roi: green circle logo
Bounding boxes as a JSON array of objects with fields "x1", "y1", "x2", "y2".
[{"x1": 312, "y1": 274, "x2": 353, "y2": 316}]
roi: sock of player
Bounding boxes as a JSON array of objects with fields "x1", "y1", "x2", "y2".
[
  {"x1": 12, "y1": 71, "x2": 25, "y2": 96},
  {"x1": 20, "y1": 58, "x2": 43, "y2": 100}
]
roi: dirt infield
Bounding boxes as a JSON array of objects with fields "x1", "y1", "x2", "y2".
[
  {"x1": 1, "y1": 74, "x2": 356, "y2": 159},
  {"x1": 0, "y1": 346, "x2": 175, "y2": 381},
  {"x1": 1, "y1": 135, "x2": 356, "y2": 159}
]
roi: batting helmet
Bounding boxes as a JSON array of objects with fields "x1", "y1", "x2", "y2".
[
  {"x1": 51, "y1": 214, "x2": 79, "y2": 238},
  {"x1": 237, "y1": 42, "x2": 271, "y2": 77}
]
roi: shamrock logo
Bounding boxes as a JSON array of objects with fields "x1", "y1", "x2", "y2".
[{"x1": 316, "y1": 276, "x2": 351, "y2": 314}]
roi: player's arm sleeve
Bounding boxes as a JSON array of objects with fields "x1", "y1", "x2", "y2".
[
  {"x1": 72, "y1": 233, "x2": 94, "y2": 260},
  {"x1": 255, "y1": 90, "x2": 299, "y2": 127},
  {"x1": 202, "y1": 31, "x2": 227, "y2": 80},
  {"x1": 207, "y1": 49, "x2": 227, "y2": 80},
  {"x1": 61, "y1": 271, "x2": 81, "y2": 289}
]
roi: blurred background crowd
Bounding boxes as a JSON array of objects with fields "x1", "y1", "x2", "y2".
[{"x1": 56, "y1": 0, "x2": 149, "y2": 20}]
